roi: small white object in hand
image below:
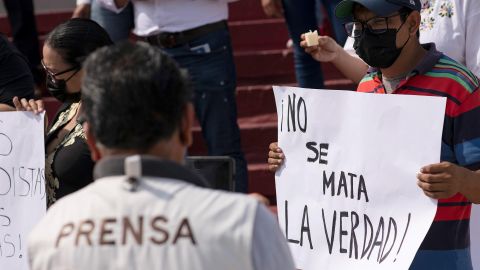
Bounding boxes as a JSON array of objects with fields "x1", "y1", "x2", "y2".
[{"x1": 304, "y1": 30, "x2": 319, "y2": 47}]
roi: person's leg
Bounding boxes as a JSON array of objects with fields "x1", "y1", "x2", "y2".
[
  {"x1": 90, "y1": 0, "x2": 134, "y2": 42},
  {"x1": 281, "y1": 0, "x2": 324, "y2": 89},
  {"x1": 163, "y1": 26, "x2": 248, "y2": 193},
  {"x1": 3, "y1": 0, "x2": 42, "y2": 85},
  {"x1": 321, "y1": 0, "x2": 348, "y2": 46}
]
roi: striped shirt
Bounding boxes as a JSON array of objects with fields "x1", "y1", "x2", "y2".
[{"x1": 357, "y1": 43, "x2": 480, "y2": 270}]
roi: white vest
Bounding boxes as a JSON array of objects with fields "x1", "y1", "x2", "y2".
[
  {"x1": 28, "y1": 157, "x2": 261, "y2": 270},
  {"x1": 97, "y1": 0, "x2": 236, "y2": 35}
]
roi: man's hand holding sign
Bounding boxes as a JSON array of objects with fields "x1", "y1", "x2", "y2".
[
  {"x1": 417, "y1": 162, "x2": 480, "y2": 203},
  {"x1": 271, "y1": 86, "x2": 447, "y2": 269}
]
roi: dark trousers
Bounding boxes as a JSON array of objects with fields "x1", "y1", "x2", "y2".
[
  {"x1": 3, "y1": 0, "x2": 41, "y2": 84},
  {"x1": 162, "y1": 26, "x2": 249, "y2": 193}
]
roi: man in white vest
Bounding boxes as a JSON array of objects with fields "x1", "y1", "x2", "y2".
[{"x1": 27, "y1": 42, "x2": 295, "y2": 270}]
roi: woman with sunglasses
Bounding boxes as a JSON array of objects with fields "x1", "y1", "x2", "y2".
[{"x1": 13, "y1": 18, "x2": 113, "y2": 207}]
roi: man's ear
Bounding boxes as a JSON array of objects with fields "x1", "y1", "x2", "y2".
[
  {"x1": 179, "y1": 103, "x2": 194, "y2": 147},
  {"x1": 82, "y1": 122, "x2": 102, "y2": 161},
  {"x1": 407, "y1": 10, "x2": 421, "y2": 36}
]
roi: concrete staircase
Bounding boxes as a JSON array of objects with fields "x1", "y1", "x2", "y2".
[{"x1": 0, "y1": 0, "x2": 355, "y2": 203}]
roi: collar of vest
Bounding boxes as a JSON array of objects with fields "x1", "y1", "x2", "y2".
[{"x1": 93, "y1": 155, "x2": 210, "y2": 188}]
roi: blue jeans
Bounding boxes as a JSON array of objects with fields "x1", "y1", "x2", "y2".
[
  {"x1": 162, "y1": 26, "x2": 248, "y2": 193},
  {"x1": 91, "y1": 0, "x2": 133, "y2": 42},
  {"x1": 282, "y1": 0, "x2": 347, "y2": 88}
]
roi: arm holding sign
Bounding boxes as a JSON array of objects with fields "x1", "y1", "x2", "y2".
[{"x1": 417, "y1": 162, "x2": 480, "y2": 203}]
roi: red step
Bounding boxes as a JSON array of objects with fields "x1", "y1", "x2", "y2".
[
  {"x1": 236, "y1": 79, "x2": 355, "y2": 118},
  {"x1": 234, "y1": 50, "x2": 350, "y2": 83},
  {"x1": 189, "y1": 117, "x2": 277, "y2": 164},
  {"x1": 229, "y1": 0, "x2": 269, "y2": 22},
  {"x1": 235, "y1": 49, "x2": 294, "y2": 81},
  {"x1": 236, "y1": 85, "x2": 279, "y2": 118},
  {"x1": 229, "y1": 19, "x2": 289, "y2": 51}
]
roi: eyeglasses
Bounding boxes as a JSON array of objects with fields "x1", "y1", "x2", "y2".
[
  {"x1": 41, "y1": 59, "x2": 80, "y2": 84},
  {"x1": 343, "y1": 12, "x2": 408, "y2": 38}
]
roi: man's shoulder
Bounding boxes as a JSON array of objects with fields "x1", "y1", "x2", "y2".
[
  {"x1": 402, "y1": 54, "x2": 480, "y2": 106},
  {"x1": 424, "y1": 55, "x2": 480, "y2": 95}
]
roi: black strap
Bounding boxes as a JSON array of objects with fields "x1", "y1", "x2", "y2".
[
  {"x1": 94, "y1": 155, "x2": 211, "y2": 188},
  {"x1": 145, "y1": 20, "x2": 227, "y2": 48}
]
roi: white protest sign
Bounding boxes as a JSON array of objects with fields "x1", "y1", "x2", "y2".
[
  {"x1": 274, "y1": 86, "x2": 445, "y2": 270},
  {"x1": 0, "y1": 112, "x2": 46, "y2": 270}
]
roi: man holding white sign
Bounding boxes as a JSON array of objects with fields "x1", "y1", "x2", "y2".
[
  {"x1": 272, "y1": 86, "x2": 444, "y2": 269},
  {"x1": 269, "y1": 0, "x2": 480, "y2": 269}
]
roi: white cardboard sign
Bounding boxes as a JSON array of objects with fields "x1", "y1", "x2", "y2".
[
  {"x1": 274, "y1": 86, "x2": 445, "y2": 270},
  {"x1": 0, "y1": 112, "x2": 46, "y2": 270}
]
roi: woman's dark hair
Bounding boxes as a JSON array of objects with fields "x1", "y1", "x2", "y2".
[{"x1": 45, "y1": 18, "x2": 113, "y2": 67}]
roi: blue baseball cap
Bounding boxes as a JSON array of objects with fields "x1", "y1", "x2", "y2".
[{"x1": 335, "y1": 0, "x2": 421, "y2": 18}]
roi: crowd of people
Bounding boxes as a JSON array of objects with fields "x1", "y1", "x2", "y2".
[{"x1": 0, "y1": 0, "x2": 479, "y2": 269}]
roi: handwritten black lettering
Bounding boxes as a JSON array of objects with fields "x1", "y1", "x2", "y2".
[
  {"x1": 0, "y1": 133, "x2": 13, "y2": 156},
  {"x1": 299, "y1": 206, "x2": 313, "y2": 249},
  {"x1": 379, "y1": 218, "x2": 397, "y2": 263},
  {"x1": 339, "y1": 211, "x2": 349, "y2": 254},
  {"x1": 285, "y1": 94, "x2": 307, "y2": 133},
  {"x1": 306, "y1": 142, "x2": 329, "y2": 164},
  {"x1": 349, "y1": 211, "x2": 359, "y2": 259},
  {"x1": 322, "y1": 209, "x2": 336, "y2": 254},
  {"x1": 361, "y1": 214, "x2": 374, "y2": 259},
  {"x1": 0, "y1": 208, "x2": 11, "y2": 227},
  {"x1": 322, "y1": 170, "x2": 369, "y2": 202},
  {"x1": 0, "y1": 166, "x2": 45, "y2": 198},
  {"x1": 284, "y1": 200, "x2": 300, "y2": 244}
]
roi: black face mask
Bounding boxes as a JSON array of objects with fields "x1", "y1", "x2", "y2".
[
  {"x1": 353, "y1": 25, "x2": 410, "y2": 69},
  {"x1": 46, "y1": 71, "x2": 81, "y2": 103}
]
